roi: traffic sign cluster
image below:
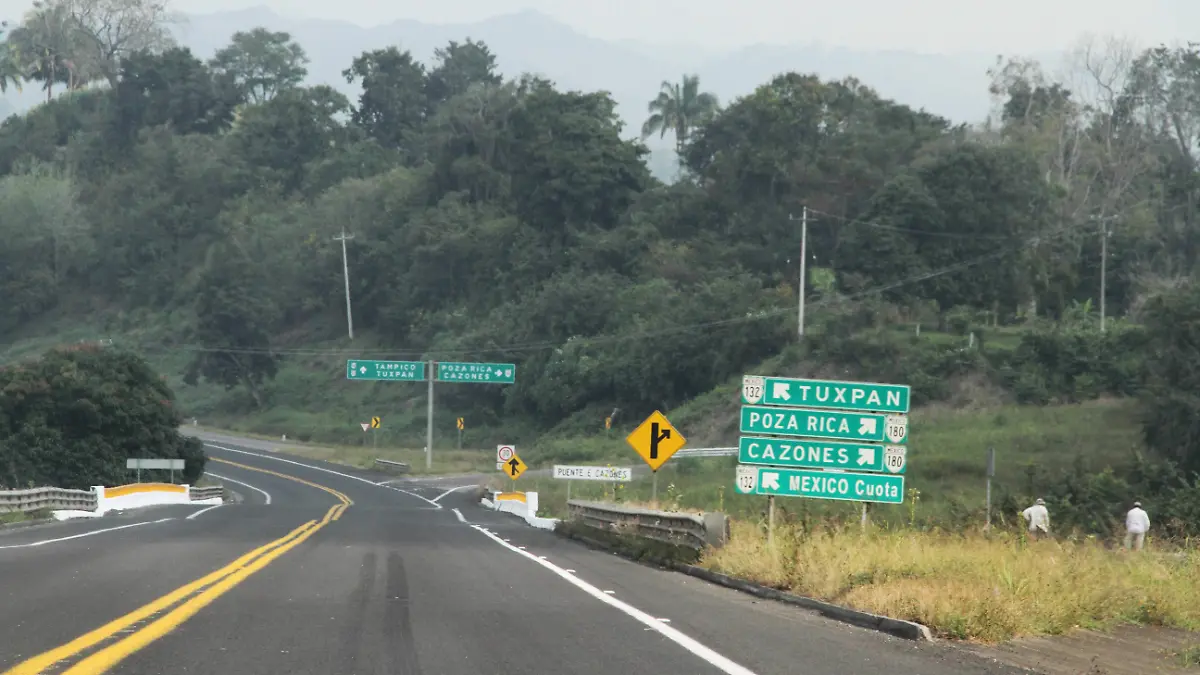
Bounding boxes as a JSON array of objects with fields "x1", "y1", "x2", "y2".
[{"x1": 735, "y1": 376, "x2": 910, "y2": 505}]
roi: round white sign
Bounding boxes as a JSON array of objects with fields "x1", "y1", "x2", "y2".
[
  {"x1": 735, "y1": 465, "x2": 757, "y2": 494},
  {"x1": 884, "y1": 446, "x2": 907, "y2": 474},
  {"x1": 742, "y1": 376, "x2": 765, "y2": 404},
  {"x1": 496, "y1": 445, "x2": 515, "y2": 462},
  {"x1": 885, "y1": 415, "x2": 908, "y2": 444}
]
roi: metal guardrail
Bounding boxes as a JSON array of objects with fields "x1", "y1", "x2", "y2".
[
  {"x1": 567, "y1": 500, "x2": 729, "y2": 551},
  {"x1": 0, "y1": 487, "x2": 98, "y2": 513},
  {"x1": 189, "y1": 485, "x2": 226, "y2": 501},
  {"x1": 374, "y1": 458, "x2": 411, "y2": 474},
  {"x1": 673, "y1": 447, "x2": 737, "y2": 458}
]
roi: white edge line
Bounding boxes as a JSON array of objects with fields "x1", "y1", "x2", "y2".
[
  {"x1": 0, "y1": 518, "x2": 172, "y2": 550},
  {"x1": 206, "y1": 472, "x2": 272, "y2": 505},
  {"x1": 203, "y1": 444, "x2": 442, "y2": 509},
  {"x1": 452, "y1": 508, "x2": 466, "y2": 523},
  {"x1": 186, "y1": 504, "x2": 224, "y2": 520},
  {"x1": 432, "y1": 485, "x2": 475, "y2": 502},
  {"x1": 468, "y1": 524, "x2": 758, "y2": 675}
]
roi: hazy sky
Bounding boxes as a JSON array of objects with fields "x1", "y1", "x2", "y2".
[{"x1": 0, "y1": 0, "x2": 1191, "y2": 53}]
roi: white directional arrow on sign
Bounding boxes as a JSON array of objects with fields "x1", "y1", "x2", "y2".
[
  {"x1": 772, "y1": 382, "x2": 790, "y2": 401},
  {"x1": 762, "y1": 471, "x2": 780, "y2": 490},
  {"x1": 359, "y1": 366, "x2": 367, "y2": 374},
  {"x1": 857, "y1": 447, "x2": 875, "y2": 466},
  {"x1": 858, "y1": 418, "x2": 877, "y2": 436}
]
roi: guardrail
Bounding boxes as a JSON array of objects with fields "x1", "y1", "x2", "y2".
[
  {"x1": 673, "y1": 447, "x2": 736, "y2": 458},
  {"x1": 566, "y1": 500, "x2": 729, "y2": 551},
  {"x1": 0, "y1": 487, "x2": 98, "y2": 513},
  {"x1": 189, "y1": 485, "x2": 225, "y2": 501},
  {"x1": 373, "y1": 458, "x2": 410, "y2": 474}
]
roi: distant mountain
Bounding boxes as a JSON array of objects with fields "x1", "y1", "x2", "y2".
[{"x1": 0, "y1": 7, "x2": 1062, "y2": 178}]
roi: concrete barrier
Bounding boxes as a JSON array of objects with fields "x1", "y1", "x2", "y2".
[{"x1": 483, "y1": 491, "x2": 557, "y2": 530}]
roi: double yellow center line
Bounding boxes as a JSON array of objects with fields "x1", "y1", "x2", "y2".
[{"x1": 4, "y1": 457, "x2": 352, "y2": 675}]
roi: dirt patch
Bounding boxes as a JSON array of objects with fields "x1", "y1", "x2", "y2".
[{"x1": 964, "y1": 625, "x2": 1200, "y2": 674}]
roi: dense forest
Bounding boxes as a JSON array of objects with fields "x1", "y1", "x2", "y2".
[{"x1": 3, "y1": 0, "x2": 1200, "y2": 495}]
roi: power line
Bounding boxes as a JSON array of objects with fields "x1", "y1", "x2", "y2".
[
  {"x1": 804, "y1": 207, "x2": 1012, "y2": 240},
  {"x1": 109, "y1": 217, "x2": 1088, "y2": 362}
]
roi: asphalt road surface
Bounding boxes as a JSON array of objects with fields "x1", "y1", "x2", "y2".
[{"x1": 0, "y1": 440, "x2": 1026, "y2": 675}]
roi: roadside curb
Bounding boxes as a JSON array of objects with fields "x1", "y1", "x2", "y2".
[
  {"x1": 670, "y1": 563, "x2": 933, "y2": 641},
  {"x1": 554, "y1": 526, "x2": 932, "y2": 642}
]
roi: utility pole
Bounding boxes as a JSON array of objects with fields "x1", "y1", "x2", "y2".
[
  {"x1": 788, "y1": 208, "x2": 809, "y2": 338},
  {"x1": 333, "y1": 227, "x2": 355, "y2": 340},
  {"x1": 1091, "y1": 215, "x2": 1117, "y2": 333}
]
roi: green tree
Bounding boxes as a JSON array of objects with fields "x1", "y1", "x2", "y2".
[
  {"x1": 0, "y1": 22, "x2": 26, "y2": 93},
  {"x1": 425, "y1": 38, "x2": 501, "y2": 112},
  {"x1": 184, "y1": 243, "x2": 281, "y2": 408},
  {"x1": 342, "y1": 46, "x2": 426, "y2": 151},
  {"x1": 231, "y1": 84, "x2": 351, "y2": 192},
  {"x1": 1141, "y1": 280, "x2": 1200, "y2": 476},
  {"x1": 0, "y1": 345, "x2": 204, "y2": 489},
  {"x1": 640, "y1": 74, "x2": 719, "y2": 155},
  {"x1": 208, "y1": 27, "x2": 308, "y2": 104}
]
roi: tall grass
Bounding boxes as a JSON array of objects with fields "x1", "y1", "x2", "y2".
[{"x1": 703, "y1": 520, "x2": 1200, "y2": 642}]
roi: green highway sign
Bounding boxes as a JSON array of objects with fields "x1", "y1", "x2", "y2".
[
  {"x1": 436, "y1": 362, "x2": 516, "y2": 384},
  {"x1": 735, "y1": 465, "x2": 905, "y2": 504},
  {"x1": 740, "y1": 405, "x2": 908, "y2": 444},
  {"x1": 346, "y1": 360, "x2": 426, "y2": 381},
  {"x1": 739, "y1": 436, "x2": 906, "y2": 474},
  {"x1": 742, "y1": 375, "x2": 910, "y2": 413}
]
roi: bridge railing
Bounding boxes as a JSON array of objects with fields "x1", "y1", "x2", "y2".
[{"x1": 566, "y1": 500, "x2": 729, "y2": 551}]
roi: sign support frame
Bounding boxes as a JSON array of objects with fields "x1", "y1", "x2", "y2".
[{"x1": 426, "y1": 359, "x2": 434, "y2": 470}]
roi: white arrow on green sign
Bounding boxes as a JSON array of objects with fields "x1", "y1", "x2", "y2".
[
  {"x1": 742, "y1": 375, "x2": 910, "y2": 413},
  {"x1": 346, "y1": 360, "x2": 426, "y2": 381},
  {"x1": 740, "y1": 405, "x2": 908, "y2": 444},
  {"x1": 435, "y1": 361, "x2": 516, "y2": 384},
  {"x1": 738, "y1": 436, "x2": 906, "y2": 474},
  {"x1": 735, "y1": 465, "x2": 905, "y2": 504}
]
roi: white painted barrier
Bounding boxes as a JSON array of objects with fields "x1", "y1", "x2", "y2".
[
  {"x1": 484, "y1": 491, "x2": 558, "y2": 531},
  {"x1": 51, "y1": 483, "x2": 222, "y2": 520}
]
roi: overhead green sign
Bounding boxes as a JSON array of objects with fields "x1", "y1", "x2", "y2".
[
  {"x1": 742, "y1": 375, "x2": 910, "y2": 413},
  {"x1": 436, "y1": 362, "x2": 516, "y2": 384},
  {"x1": 346, "y1": 360, "x2": 426, "y2": 381},
  {"x1": 738, "y1": 436, "x2": 906, "y2": 474},
  {"x1": 740, "y1": 405, "x2": 908, "y2": 444},
  {"x1": 735, "y1": 465, "x2": 905, "y2": 504}
]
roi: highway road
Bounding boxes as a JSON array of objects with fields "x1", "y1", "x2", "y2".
[{"x1": 0, "y1": 440, "x2": 1025, "y2": 675}]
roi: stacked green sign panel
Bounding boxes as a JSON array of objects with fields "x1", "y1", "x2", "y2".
[
  {"x1": 345, "y1": 360, "x2": 426, "y2": 381},
  {"x1": 435, "y1": 362, "x2": 516, "y2": 384},
  {"x1": 737, "y1": 374, "x2": 910, "y2": 504}
]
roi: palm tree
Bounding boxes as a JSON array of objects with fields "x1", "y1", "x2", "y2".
[
  {"x1": 640, "y1": 74, "x2": 719, "y2": 156},
  {"x1": 0, "y1": 23, "x2": 24, "y2": 94}
]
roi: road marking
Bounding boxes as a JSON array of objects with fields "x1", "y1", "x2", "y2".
[
  {"x1": 185, "y1": 504, "x2": 223, "y2": 521},
  {"x1": 469, "y1": 525, "x2": 758, "y2": 675},
  {"x1": 60, "y1": 503, "x2": 341, "y2": 675},
  {"x1": 1, "y1": 519, "x2": 317, "y2": 675},
  {"x1": 431, "y1": 485, "x2": 475, "y2": 502},
  {"x1": 203, "y1": 443, "x2": 442, "y2": 509},
  {"x1": 4, "y1": 462, "x2": 352, "y2": 675},
  {"x1": 205, "y1": 472, "x2": 271, "y2": 505},
  {"x1": 452, "y1": 508, "x2": 467, "y2": 523},
  {"x1": 0, "y1": 519, "x2": 171, "y2": 550}
]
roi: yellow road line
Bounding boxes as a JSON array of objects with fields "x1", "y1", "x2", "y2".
[
  {"x1": 209, "y1": 457, "x2": 355, "y2": 507},
  {"x1": 3, "y1": 456, "x2": 352, "y2": 675},
  {"x1": 61, "y1": 504, "x2": 342, "y2": 675},
  {"x1": 1, "y1": 520, "x2": 317, "y2": 675}
]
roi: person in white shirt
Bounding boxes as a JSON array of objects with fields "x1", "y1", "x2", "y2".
[
  {"x1": 1022, "y1": 498, "x2": 1050, "y2": 540},
  {"x1": 1125, "y1": 501, "x2": 1150, "y2": 551}
]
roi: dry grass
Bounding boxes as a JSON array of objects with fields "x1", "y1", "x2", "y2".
[{"x1": 702, "y1": 520, "x2": 1200, "y2": 643}]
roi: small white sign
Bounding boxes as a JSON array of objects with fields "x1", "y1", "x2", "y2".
[
  {"x1": 884, "y1": 415, "x2": 908, "y2": 444},
  {"x1": 496, "y1": 462, "x2": 505, "y2": 471},
  {"x1": 360, "y1": 422, "x2": 370, "y2": 432},
  {"x1": 552, "y1": 465, "x2": 633, "y2": 482},
  {"x1": 127, "y1": 458, "x2": 185, "y2": 470},
  {"x1": 496, "y1": 444, "x2": 515, "y2": 463},
  {"x1": 735, "y1": 465, "x2": 757, "y2": 494},
  {"x1": 742, "y1": 375, "x2": 765, "y2": 404},
  {"x1": 884, "y1": 446, "x2": 907, "y2": 473}
]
